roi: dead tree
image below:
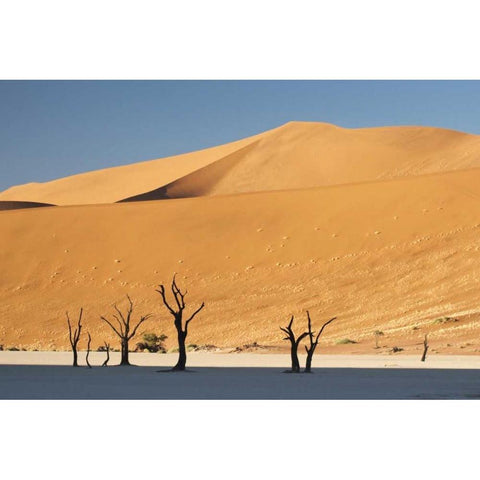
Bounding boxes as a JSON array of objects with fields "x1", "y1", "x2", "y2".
[
  {"x1": 280, "y1": 315, "x2": 308, "y2": 373},
  {"x1": 156, "y1": 274, "x2": 205, "y2": 371},
  {"x1": 304, "y1": 312, "x2": 337, "y2": 373},
  {"x1": 102, "y1": 342, "x2": 110, "y2": 367},
  {"x1": 86, "y1": 332, "x2": 92, "y2": 368},
  {"x1": 100, "y1": 295, "x2": 152, "y2": 366},
  {"x1": 67, "y1": 308, "x2": 83, "y2": 367},
  {"x1": 421, "y1": 334, "x2": 429, "y2": 362}
]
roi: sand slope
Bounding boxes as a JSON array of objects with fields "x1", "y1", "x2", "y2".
[
  {"x1": 1, "y1": 168, "x2": 480, "y2": 352},
  {"x1": 0, "y1": 128, "x2": 268, "y2": 205},
  {"x1": 2, "y1": 122, "x2": 480, "y2": 205}
]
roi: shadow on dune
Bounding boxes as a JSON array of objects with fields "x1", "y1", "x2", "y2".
[
  {"x1": 0, "y1": 200, "x2": 55, "y2": 211},
  {"x1": 1, "y1": 365, "x2": 480, "y2": 399},
  {"x1": 117, "y1": 140, "x2": 260, "y2": 202}
]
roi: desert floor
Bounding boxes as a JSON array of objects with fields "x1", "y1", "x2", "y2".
[{"x1": 1, "y1": 351, "x2": 479, "y2": 399}]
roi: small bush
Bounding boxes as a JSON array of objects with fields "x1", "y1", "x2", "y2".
[
  {"x1": 391, "y1": 346, "x2": 404, "y2": 353},
  {"x1": 7, "y1": 347, "x2": 20, "y2": 351},
  {"x1": 135, "y1": 332, "x2": 168, "y2": 353},
  {"x1": 167, "y1": 347, "x2": 179, "y2": 353},
  {"x1": 336, "y1": 338, "x2": 357, "y2": 345},
  {"x1": 186, "y1": 344, "x2": 198, "y2": 352},
  {"x1": 193, "y1": 344, "x2": 218, "y2": 351}
]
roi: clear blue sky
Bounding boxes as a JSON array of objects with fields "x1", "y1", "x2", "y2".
[{"x1": 1, "y1": 80, "x2": 480, "y2": 191}]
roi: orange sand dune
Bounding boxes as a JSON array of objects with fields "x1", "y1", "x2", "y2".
[
  {"x1": 2, "y1": 168, "x2": 480, "y2": 353},
  {"x1": 0, "y1": 128, "x2": 268, "y2": 205},
  {"x1": 2, "y1": 122, "x2": 480, "y2": 205}
]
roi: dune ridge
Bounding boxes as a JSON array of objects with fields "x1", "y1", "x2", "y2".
[{"x1": 2, "y1": 121, "x2": 480, "y2": 205}]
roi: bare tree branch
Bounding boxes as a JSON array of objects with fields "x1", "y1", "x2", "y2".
[
  {"x1": 100, "y1": 296, "x2": 152, "y2": 366},
  {"x1": 66, "y1": 308, "x2": 83, "y2": 367},
  {"x1": 304, "y1": 312, "x2": 337, "y2": 373},
  {"x1": 421, "y1": 334, "x2": 429, "y2": 362},
  {"x1": 102, "y1": 342, "x2": 110, "y2": 367},
  {"x1": 86, "y1": 332, "x2": 92, "y2": 368},
  {"x1": 280, "y1": 315, "x2": 306, "y2": 373},
  {"x1": 156, "y1": 285, "x2": 176, "y2": 316},
  {"x1": 100, "y1": 316, "x2": 122, "y2": 338},
  {"x1": 156, "y1": 275, "x2": 205, "y2": 371},
  {"x1": 129, "y1": 313, "x2": 153, "y2": 340}
]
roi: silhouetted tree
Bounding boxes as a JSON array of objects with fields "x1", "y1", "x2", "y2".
[
  {"x1": 156, "y1": 274, "x2": 205, "y2": 371},
  {"x1": 86, "y1": 332, "x2": 92, "y2": 368},
  {"x1": 304, "y1": 312, "x2": 336, "y2": 373},
  {"x1": 102, "y1": 342, "x2": 110, "y2": 367},
  {"x1": 66, "y1": 308, "x2": 83, "y2": 367},
  {"x1": 280, "y1": 315, "x2": 308, "y2": 373},
  {"x1": 100, "y1": 295, "x2": 152, "y2": 366},
  {"x1": 421, "y1": 334, "x2": 429, "y2": 362}
]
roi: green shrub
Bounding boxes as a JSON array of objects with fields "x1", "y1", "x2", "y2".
[
  {"x1": 135, "y1": 332, "x2": 168, "y2": 353},
  {"x1": 336, "y1": 338, "x2": 357, "y2": 345}
]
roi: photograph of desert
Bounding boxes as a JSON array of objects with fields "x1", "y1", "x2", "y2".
[
  {"x1": 1, "y1": 80, "x2": 480, "y2": 399},
  {"x1": 4, "y1": 4, "x2": 480, "y2": 479}
]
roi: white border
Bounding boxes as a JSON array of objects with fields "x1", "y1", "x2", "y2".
[{"x1": 1, "y1": 0, "x2": 480, "y2": 79}]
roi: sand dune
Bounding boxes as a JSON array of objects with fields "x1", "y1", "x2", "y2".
[
  {"x1": 135, "y1": 122, "x2": 480, "y2": 202},
  {"x1": 1, "y1": 167, "x2": 480, "y2": 352},
  {"x1": 0, "y1": 128, "x2": 269, "y2": 205},
  {"x1": 2, "y1": 122, "x2": 480, "y2": 205}
]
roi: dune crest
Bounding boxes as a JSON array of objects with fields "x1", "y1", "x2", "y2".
[{"x1": 2, "y1": 121, "x2": 480, "y2": 205}]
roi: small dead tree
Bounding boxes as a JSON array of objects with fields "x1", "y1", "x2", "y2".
[
  {"x1": 156, "y1": 274, "x2": 205, "y2": 371},
  {"x1": 280, "y1": 315, "x2": 308, "y2": 373},
  {"x1": 421, "y1": 334, "x2": 429, "y2": 362},
  {"x1": 86, "y1": 332, "x2": 92, "y2": 368},
  {"x1": 102, "y1": 342, "x2": 110, "y2": 367},
  {"x1": 304, "y1": 312, "x2": 336, "y2": 373},
  {"x1": 67, "y1": 308, "x2": 83, "y2": 367},
  {"x1": 100, "y1": 295, "x2": 152, "y2": 366}
]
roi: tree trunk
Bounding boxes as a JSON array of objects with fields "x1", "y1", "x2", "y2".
[
  {"x1": 72, "y1": 349, "x2": 78, "y2": 367},
  {"x1": 421, "y1": 344, "x2": 428, "y2": 362},
  {"x1": 102, "y1": 345, "x2": 110, "y2": 367},
  {"x1": 291, "y1": 345, "x2": 300, "y2": 373},
  {"x1": 120, "y1": 340, "x2": 130, "y2": 366},
  {"x1": 305, "y1": 352, "x2": 313, "y2": 373},
  {"x1": 421, "y1": 334, "x2": 429, "y2": 362},
  {"x1": 173, "y1": 327, "x2": 186, "y2": 371}
]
